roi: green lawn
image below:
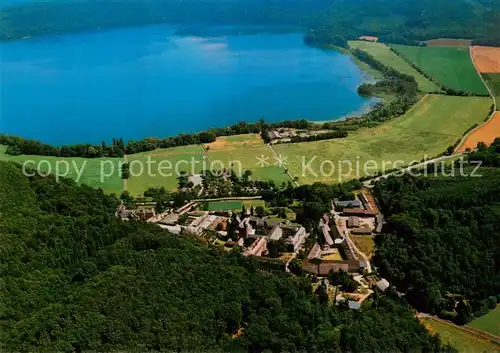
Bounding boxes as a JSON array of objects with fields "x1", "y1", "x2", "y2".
[
  {"x1": 483, "y1": 73, "x2": 500, "y2": 107},
  {"x1": 0, "y1": 146, "x2": 123, "y2": 194},
  {"x1": 207, "y1": 200, "x2": 243, "y2": 211},
  {"x1": 126, "y1": 145, "x2": 205, "y2": 196},
  {"x1": 204, "y1": 134, "x2": 291, "y2": 186},
  {"x1": 273, "y1": 95, "x2": 491, "y2": 184},
  {"x1": 242, "y1": 199, "x2": 265, "y2": 208},
  {"x1": 391, "y1": 45, "x2": 488, "y2": 95},
  {"x1": 469, "y1": 306, "x2": 500, "y2": 336},
  {"x1": 348, "y1": 41, "x2": 440, "y2": 92},
  {"x1": 423, "y1": 319, "x2": 500, "y2": 353}
]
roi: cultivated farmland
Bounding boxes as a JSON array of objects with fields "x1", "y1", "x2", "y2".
[
  {"x1": 469, "y1": 306, "x2": 500, "y2": 336},
  {"x1": 483, "y1": 74, "x2": 500, "y2": 105},
  {"x1": 126, "y1": 145, "x2": 205, "y2": 196},
  {"x1": 273, "y1": 95, "x2": 491, "y2": 184},
  {"x1": 203, "y1": 134, "x2": 291, "y2": 185},
  {"x1": 422, "y1": 318, "x2": 500, "y2": 353},
  {"x1": 348, "y1": 41, "x2": 440, "y2": 92},
  {"x1": 391, "y1": 45, "x2": 488, "y2": 95},
  {"x1": 471, "y1": 46, "x2": 500, "y2": 73},
  {"x1": 458, "y1": 112, "x2": 500, "y2": 152},
  {"x1": 0, "y1": 146, "x2": 123, "y2": 194}
]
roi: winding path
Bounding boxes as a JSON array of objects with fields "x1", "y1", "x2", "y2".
[{"x1": 454, "y1": 46, "x2": 498, "y2": 152}]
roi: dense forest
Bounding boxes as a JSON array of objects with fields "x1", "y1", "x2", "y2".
[
  {"x1": 373, "y1": 144, "x2": 500, "y2": 324},
  {"x1": 0, "y1": 160, "x2": 457, "y2": 352},
  {"x1": 2, "y1": 0, "x2": 500, "y2": 45}
]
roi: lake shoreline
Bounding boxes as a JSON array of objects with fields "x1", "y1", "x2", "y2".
[{"x1": 309, "y1": 44, "x2": 383, "y2": 125}]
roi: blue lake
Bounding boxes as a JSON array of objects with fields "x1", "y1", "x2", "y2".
[{"x1": 1, "y1": 24, "x2": 374, "y2": 145}]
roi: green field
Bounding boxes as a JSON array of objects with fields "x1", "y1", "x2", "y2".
[
  {"x1": 391, "y1": 45, "x2": 488, "y2": 95},
  {"x1": 483, "y1": 73, "x2": 500, "y2": 107},
  {"x1": 422, "y1": 318, "x2": 500, "y2": 353},
  {"x1": 242, "y1": 199, "x2": 265, "y2": 208},
  {"x1": 273, "y1": 95, "x2": 491, "y2": 184},
  {"x1": 348, "y1": 41, "x2": 440, "y2": 92},
  {"x1": 469, "y1": 306, "x2": 500, "y2": 336},
  {"x1": 204, "y1": 134, "x2": 291, "y2": 186},
  {"x1": 126, "y1": 145, "x2": 205, "y2": 196},
  {"x1": 0, "y1": 146, "x2": 123, "y2": 194},
  {"x1": 207, "y1": 200, "x2": 243, "y2": 211}
]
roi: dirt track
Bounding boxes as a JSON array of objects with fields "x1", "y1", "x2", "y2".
[
  {"x1": 458, "y1": 112, "x2": 500, "y2": 151},
  {"x1": 472, "y1": 46, "x2": 500, "y2": 73}
]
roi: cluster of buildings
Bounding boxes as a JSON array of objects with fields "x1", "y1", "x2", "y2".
[
  {"x1": 116, "y1": 203, "x2": 156, "y2": 221},
  {"x1": 266, "y1": 128, "x2": 334, "y2": 144},
  {"x1": 302, "y1": 191, "x2": 390, "y2": 308},
  {"x1": 266, "y1": 128, "x2": 298, "y2": 143},
  {"x1": 116, "y1": 190, "x2": 390, "y2": 310},
  {"x1": 118, "y1": 199, "x2": 309, "y2": 271}
]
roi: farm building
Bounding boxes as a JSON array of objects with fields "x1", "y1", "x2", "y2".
[
  {"x1": 358, "y1": 192, "x2": 374, "y2": 211},
  {"x1": 376, "y1": 278, "x2": 390, "y2": 292},
  {"x1": 302, "y1": 258, "x2": 360, "y2": 275},
  {"x1": 319, "y1": 214, "x2": 334, "y2": 246},
  {"x1": 307, "y1": 243, "x2": 322, "y2": 259},
  {"x1": 342, "y1": 208, "x2": 377, "y2": 217},
  {"x1": 157, "y1": 212, "x2": 179, "y2": 226},
  {"x1": 359, "y1": 36, "x2": 378, "y2": 42},
  {"x1": 334, "y1": 198, "x2": 363, "y2": 209},
  {"x1": 347, "y1": 216, "x2": 360, "y2": 228},
  {"x1": 351, "y1": 227, "x2": 372, "y2": 235}
]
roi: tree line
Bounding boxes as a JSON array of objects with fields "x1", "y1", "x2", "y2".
[{"x1": 0, "y1": 119, "x2": 320, "y2": 158}]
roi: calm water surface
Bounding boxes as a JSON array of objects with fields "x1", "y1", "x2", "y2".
[{"x1": 1, "y1": 24, "x2": 374, "y2": 144}]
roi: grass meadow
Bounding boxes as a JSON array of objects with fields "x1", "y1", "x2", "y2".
[
  {"x1": 0, "y1": 146, "x2": 123, "y2": 194},
  {"x1": 391, "y1": 45, "x2": 488, "y2": 95},
  {"x1": 207, "y1": 200, "x2": 243, "y2": 211},
  {"x1": 469, "y1": 306, "x2": 500, "y2": 336},
  {"x1": 126, "y1": 145, "x2": 205, "y2": 196},
  {"x1": 203, "y1": 134, "x2": 291, "y2": 186},
  {"x1": 348, "y1": 41, "x2": 440, "y2": 92},
  {"x1": 273, "y1": 95, "x2": 491, "y2": 184},
  {"x1": 422, "y1": 318, "x2": 500, "y2": 353}
]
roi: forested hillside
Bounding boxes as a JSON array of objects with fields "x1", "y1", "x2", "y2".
[
  {"x1": 1, "y1": 0, "x2": 500, "y2": 45},
  {"x1": 373, "y1": 147, "x2": 500, "y2": 324},
  {"x1": 0, "y1": 160, "x2": 454, "y2": 352}
]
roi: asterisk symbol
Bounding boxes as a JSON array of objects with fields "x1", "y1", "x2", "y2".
[
  {"x1": 274, "y1": 154, "x2": 288, "y2": 168},
  {"x1": 256, "y1": 155, "x2": 270, "y2": 167}
]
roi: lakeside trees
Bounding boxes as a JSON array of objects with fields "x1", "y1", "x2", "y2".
[
  {"x1": 0, "y1": 119, "x2": 318, "y2": 158},
  {"x1": 351, "y1": 48, "x2": 419, "y2": 126}
]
